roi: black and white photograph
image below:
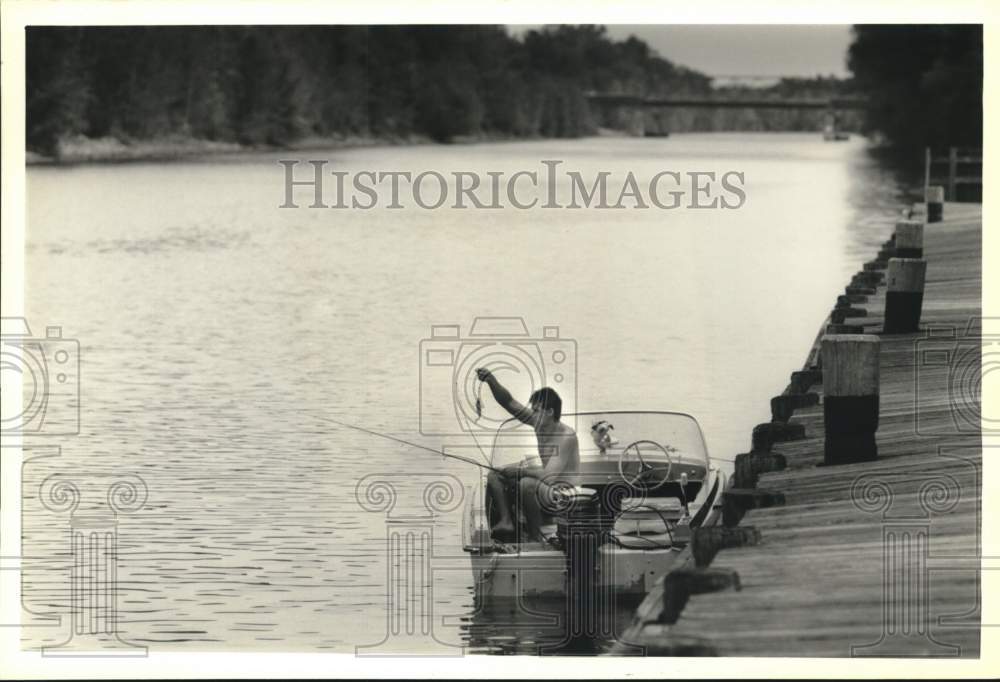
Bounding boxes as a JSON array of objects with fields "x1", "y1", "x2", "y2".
[{"x1": 0, "y1": 0, "x2": 994, "y2": 677}]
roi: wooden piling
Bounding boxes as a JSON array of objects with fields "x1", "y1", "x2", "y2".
[
  {"x1": 826, "y1": 322, "x2": 865, "y2": 335},
  {"x1": 789, "y1": 369, "x2": 822, "y2": 394},
  {"x1": 721, "y1": 488, "x2": 785, "y2": 527},
  {"x1": 852, "y1": 270, "x2": 883, "y2": 286},
  {"x1": 691, "y1": 526, "x2": 762, "y2": 568},
  {"x1": 821, "y1": 334, "x2": 879, "y2": 465},
  {"x1": 839, "y1": 293, "x2": 868, "y2": 305},
  {"x1": 926, "y1": 185, "x2": 944, "y2": 222},
  {"x1": 770, "y1": 392, "x2": 819, "y2": 422},
  {"x1": 660, "y1": 568, "x2": 741, "y2": 624},
  {"x1": 627, "y1": 631, "x2": 718, "y2": 656},
  {"x1": 895, "y1": 219, "x2": 924, "y2": 258},
  {"x1": 845, "y1": 285, "x2": 875, "y2": 296},
  {"x1": 732, "y1": 451, "x2": 786, "y2": 489},
  {"x1": 830, "y1": 306, "x2": 866, "y2": 324},
  {"x1": 751, "y1": 422, "x2": 805, "y2": 451},
  {"x1": 948, "y1": 147, "x2": 958, "y2": 201},
  {"x1": 883, "y1": 257, "x2": 927, "y2": 333}
]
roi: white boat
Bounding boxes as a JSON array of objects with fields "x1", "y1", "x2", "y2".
[{"x1": 462, "y1": 411, "x2": 727, "y2": 601}]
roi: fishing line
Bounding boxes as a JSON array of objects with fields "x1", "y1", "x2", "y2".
[
  {"x1": 450, "y1": 368, "x2": 492, "y2": 468},
  {"x1": 465, "y1": 377, "x2": 492, "y2": 467},
  {"x1": 316, "y1": 414, "x2": 503, "y2": 473}
]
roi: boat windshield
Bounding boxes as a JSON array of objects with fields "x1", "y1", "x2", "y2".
[{"x1": 489, "y1": 410, "x2": 711, "y2": 473}]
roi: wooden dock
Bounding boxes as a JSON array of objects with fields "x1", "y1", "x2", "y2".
[{"x1": 613, "y1": 202, "x2": 983, "y2": 657}]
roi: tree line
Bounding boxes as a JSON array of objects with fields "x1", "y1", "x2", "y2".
[
  {"x1": 847, "y1": 25, "x2": 982, "y2": 150},
  {"x1": 27, "y1": 25, "x2": 981, "y2": 158},
  {"x1": 26, "y1": 25, "x2": 713, "y2": 156}
]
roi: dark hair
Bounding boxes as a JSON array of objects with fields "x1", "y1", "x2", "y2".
[{"x1": 529, "y1": 387, "x2": 562, "y2": 421}]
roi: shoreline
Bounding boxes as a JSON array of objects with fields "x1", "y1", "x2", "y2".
[
  {"x1": 26, "y1": 133, "x2": 438, "y2": 167},
  {"x1": 25, "y1": 128, "x2": 855, "y2": 167},
  {"x1": 27, "y1": 130, "x2": 628, "y2": 167}
]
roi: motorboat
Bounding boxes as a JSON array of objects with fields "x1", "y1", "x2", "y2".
[{"x1": 461, "y1": 411, "x2": 727, "y2": 601}]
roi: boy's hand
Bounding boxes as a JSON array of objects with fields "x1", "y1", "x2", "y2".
[{"x1": 476, "y1": 367, "x2": 495, "y2": 383}]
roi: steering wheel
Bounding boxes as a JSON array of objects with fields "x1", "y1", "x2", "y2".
[{"x1": 617, "y1": 440, "x2": 674, "y2": 491}]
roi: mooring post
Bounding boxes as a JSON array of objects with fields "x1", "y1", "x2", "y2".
[
  {"x1": 660, "y1": 567, "x2": 741, "y2": 624},
  {"x1": 948, "y1": 146, "x2": 958, "y2": 201},
  {"x1": 926, "y1": 185, "x2": 944, "y2": 223},
  {"x1": 883, "y1": 258, "x2": 927, "y2": 334},
  {"x1": 894, "y1": 219, "x2": 924, "y2": 259},
  {"x1": 821, "y1": 334, "x2": 880, "y2": 465},
  {"x1": 923, "y1": 147, "x2": 931, "y2": 192}
]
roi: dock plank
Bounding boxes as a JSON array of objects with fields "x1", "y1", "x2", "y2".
[{"x1": 612, "y1": 203, "x2": 982, "y2": 657}]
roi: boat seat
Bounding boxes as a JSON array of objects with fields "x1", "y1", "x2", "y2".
[
  {"x1": 619, "y1": 496, "x2": 684, "y2": 516},
  {"x1": 612, "y1": 531, "x2": 673, "y2": 550},
  {"x1": 613, "y1": 497, "x2": 683, "y2": 545}
]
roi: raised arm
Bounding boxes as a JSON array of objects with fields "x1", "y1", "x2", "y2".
[{"x1": 476, "y1": 368, "x2": 534, "y2": 425}]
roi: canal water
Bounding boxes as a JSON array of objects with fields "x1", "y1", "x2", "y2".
[{"x1": 20, "y1": 133, "x2": 912, "y2": 653}]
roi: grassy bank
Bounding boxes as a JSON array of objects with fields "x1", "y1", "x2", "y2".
[
  {"x1": 25, "y1": 132, "x2": 444, "y2": 166},
  {"x1": 25, "y1": 127, "x2": 642, "y2": 166}
]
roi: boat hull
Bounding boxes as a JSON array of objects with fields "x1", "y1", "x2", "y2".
[
  {"x1": 470, "y1": 545, "x2": 687, "y2": 600},
  {"x1": 466, "y1": 467, "x2": 724, "y2": 601},
  {"x1": 461, "y1": 411, "x2": 728, "y2": 603}
]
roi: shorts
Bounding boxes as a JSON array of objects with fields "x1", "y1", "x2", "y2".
[{"x1": 492, "y1": 466, "x2": 568, "y2": 518}]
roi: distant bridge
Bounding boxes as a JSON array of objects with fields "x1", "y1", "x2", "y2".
[
  {"x1": 584, "y1": 91, "x2": 868, "y2": 136},
  {"x1": 585, "y1": 92, "x2": 868, "y2": 111}
]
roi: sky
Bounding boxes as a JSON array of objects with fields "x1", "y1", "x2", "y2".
[
  {"x1": 606, "y1": 25, "x2": 853, "y2": 78},
  {"x1": 514, "y1": 25, "x2": 854, "y2": 79}
]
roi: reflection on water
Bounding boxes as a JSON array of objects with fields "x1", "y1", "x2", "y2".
[
  {"x1": 20, "y1": 133, "x2": 911, "y2": 653},
  {"x1": 462, "y1": 594, "x2": 644, "y2": 655}
]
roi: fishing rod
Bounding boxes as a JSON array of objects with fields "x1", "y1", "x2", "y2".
[{"x1": 316, "y1": 414, "x2": 503, "y2": 473}]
